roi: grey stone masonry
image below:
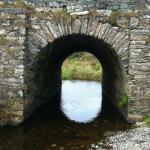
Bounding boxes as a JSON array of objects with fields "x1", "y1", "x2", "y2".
[
  {"x1": 0, "y1": 8, "x2": 26, "y2": 125},
  {"x1": 0, "y1": 1, "x2": 150, "y2": 125},
  {"x1": 26, "y1": 0, "x2": 147, "y2": 11},
  {"x1": 1, "y1": 0, "x2": 149, "y2": 11}
]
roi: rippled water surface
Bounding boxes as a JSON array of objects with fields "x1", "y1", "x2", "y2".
[{"x1": 0, "y1": 80, "x2": 131, "y2": 150}]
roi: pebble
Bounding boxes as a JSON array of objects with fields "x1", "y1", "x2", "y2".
[
  {"x1": 59, "y1": 146, "x2": 64, "y2": 150},
  {"x1": 51, "y1": 144, "x2": 57, "y2": 147},
  {"x1": 80, "y1": 145, "x2": 85, "y2": 148}
]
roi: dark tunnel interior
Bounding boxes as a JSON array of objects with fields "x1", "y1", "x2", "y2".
[{"x1": 33, "y1": 34, "x2": 127, "y2": 118}]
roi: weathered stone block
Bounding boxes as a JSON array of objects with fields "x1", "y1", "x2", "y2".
[{"x1": 130, "y1": 17, "x2": 139, "y2": 28}]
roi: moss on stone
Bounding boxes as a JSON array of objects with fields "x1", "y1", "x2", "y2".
[
  {"x1": 144, "y1": 116, "x2": 150, "y2": 127},
  {"x1": 118, "y1": 95, "x2": 128, "y2": 108}
]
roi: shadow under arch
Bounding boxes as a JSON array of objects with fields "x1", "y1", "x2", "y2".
[{"x1": 34, "y1": 34, "x2": 128, "y2": 119}]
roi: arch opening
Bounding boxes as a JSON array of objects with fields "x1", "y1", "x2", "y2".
[
  {"x1": 61, "y1": 52, "x2": 102, "y2": 123},
  {"x1": 34, "y1": 34, "x2": 127, "y2": 120}
]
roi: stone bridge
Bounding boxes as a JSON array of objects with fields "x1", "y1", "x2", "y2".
[{"x1": 0, "y1": 0, "x2": 150, "y2": 126}]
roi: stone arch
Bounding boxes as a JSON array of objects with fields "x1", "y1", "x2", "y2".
[
  {"x1": 27, "y1": 14, "x2": 130, "y2": 120},
  {"x1": 31, "y1": 14, "x2": 129, "y2": 72}
]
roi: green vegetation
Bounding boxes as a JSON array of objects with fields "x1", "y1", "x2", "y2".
[
  {"x1": 62, "y1": 52, "x2": 102, "y2": 81},
  {"x1": 118, "y1": 95, "x2": 128, "y2": 108},
  {"x1": 144, "y1": 116, "x2": 150, "y2": 127}
]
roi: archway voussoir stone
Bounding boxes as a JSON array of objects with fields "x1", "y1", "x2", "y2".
[
  {"x1": 109, "y1": 32, "x2": 124, "y2": 45},
  {"x1": 114, "y1": 35, "x2": 129, "y2": 51},
  {"x1": 46, "y1": 21, "x2": 61, "y2": 39},
  {"x1": 89, "y1": 19, "x2": 99, "y2": 36},
  {"x1": 98, "y1": 23, "x2": 110, "y2": 39},
  {"x1": 57, "y1": 23, "x2": 64, "y2": 36},
  {"x1": 113, "y1": 33, "x2": 128, "y2": 48},
  {"x1": 63, "y1": 20, "x2": 69, "y2": 35},
  {"x1": 73, "y1": 19, "x2": 82, "y2": 34},
  {"x1": 43, "y1": 25, "x2": 55, "y2": 42},
  {"x1": 102, "y1": 24, "x2": 112, "y2": 41},
  {"x1": 80, "y1": 18, "x2": 88, "y2": 34},
  {"x1": 94, "y1": 22, "x2": 103, "y2": 37},
  {"x1": 103, "y1": 28, "x2": 114, "y2": 43},
  {"x1": 58, "y1": 19, "x2": 66, "y2": 36},
  {"x1": 106, "y1": 29, "x2": 118, "y2": 44},
  {"x1": 67, "y1": 20, "x2": 72, "y2": 35},
  {"x1": 86, "y1": 16, "x2": 93, "y2": 35}
]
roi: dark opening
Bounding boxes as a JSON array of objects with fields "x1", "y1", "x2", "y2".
[{"x1": 34, "y1": 34, "x2": 127, "y2": 120}]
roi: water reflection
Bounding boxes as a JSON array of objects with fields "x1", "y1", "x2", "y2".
[{"x1": 61, "y1": 80, "x2": 102, "y2": 123}]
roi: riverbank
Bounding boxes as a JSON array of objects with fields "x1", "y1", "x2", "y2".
[{"x1": 62, "y1": 52, "x2": 102, "y2": 81}]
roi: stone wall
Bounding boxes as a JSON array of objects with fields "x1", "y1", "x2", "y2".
[
  {"x1": 26, "y1": 9, "x2": 150, "y2": 123},
  {"x1": 0, "y1": 8, "x2": 26, "y2": 125},
  {"x1": 34, "y1": 0, "x2": 137, "y2": 11},
  {"x1": 128, "y1": 10, "x2": 150, "y2": 121},
  {"x1": 0, "y1": 2, "x2": 150, "y2": 125},
  {"x1": 26, "y1": 0, "x2": 150, "y2": 11},
  {"x1": 1, "y1": 0, "x2": 150, "y2": 12}
]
